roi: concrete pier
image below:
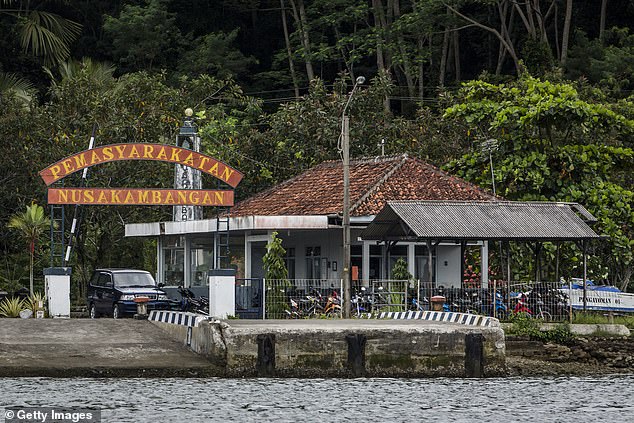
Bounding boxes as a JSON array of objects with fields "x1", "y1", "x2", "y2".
[
  {"x1": 0, "y1": 318, "x2": 506, "y2": 378},
  {"x1": 0, "y1": 319, "x2": 215, "y2": 377},
  {"x1": 152, "y1": 319, "x2": 507, "y2": 378}
]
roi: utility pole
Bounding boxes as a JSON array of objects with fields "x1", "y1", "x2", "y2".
[
  {"x1": 342, "y1": 116, "x2": 351, "y2": 318},
  {"x1": 341, "y1": 76, "x2": 365, "y2": 318}
]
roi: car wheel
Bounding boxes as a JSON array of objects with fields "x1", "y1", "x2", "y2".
[
  {"x1": 113, "y1": 304, "x2": 120, "y2": 319},
  {"x1": 89, "y1": 303, "x2": 98, "y2": 319}
]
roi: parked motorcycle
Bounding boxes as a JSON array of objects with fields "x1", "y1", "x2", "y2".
[{"x1": 178, "y1": 286, "x2": 209, "y2": 315}]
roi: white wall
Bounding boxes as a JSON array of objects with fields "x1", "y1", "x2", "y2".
[{"x1": 277, "y1": 229, "x2": 344, "y2": 280}]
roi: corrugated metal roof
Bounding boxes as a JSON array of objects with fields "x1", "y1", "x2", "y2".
[{"x1": 361, "y1": 201, "x2": 599, "y2": 241}]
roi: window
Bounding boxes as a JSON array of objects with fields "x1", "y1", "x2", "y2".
[
  {"x1": 369, "y1": 245, "x2": 383, "y2": 280},
  {"x1": 284, "y1": 248, "x2": 295, "y2": 279},
  {"x1": 98, "y1": 273, "x2": 112, "y2": 287},
  {"x1": 162, "y1": 235, "x2": 184, "y2": 286},
  {"x1": 190, "y1": 237, "x2": 213, "y2": 287},
  {"x1": 415, "y1": 245, "x2": 436, "y2": 282},
  {"x1": 351, "y1": 245, "x2": 362, "y2": 280},
  {"x1": 305, "y1": 246, "x2": 321, "y2": 279}
]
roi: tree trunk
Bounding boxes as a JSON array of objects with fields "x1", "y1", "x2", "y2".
[
  {"x1": 29, "y1": 250, "x2": 34, "y2": 295},
  {"x1": 418, "y1": 35, "x2": 425, "y2": 99},
  {"x1": 453, "y1": 27, "x2": 461, "y2": 82},
  {"x1": 447, "y1": 3, "x2": 523, "y2": 73},
  {"x1": 289, "y1": 0, "x2": 315, "y2": 81},
  {"x1": 560, "y1": 0, "x2": 573, "y2": 65},
  {"x1": 600, "y1": 0, "x2": 608, "y2": 41},
  {"x1": 496, "y1": 1, "x2": 514, "y2": 75},
  {"x1": 373, "y1": 0, "x2": 389, "y2": 72},
  {"x1": 280, "y1": 0, "x2": 300, "y2": 98},
  {"x1": 373, "y1": 0, "x2": 391, "y2": 112},
  {"x1": 439, "y1": 7, "x2": 450, "y2": 86},
  {"x1": 334, "y1": 26, "x2": 354, "y2": 80},
  {"x1": 393, "y1": 0, "x2": 416, "y2": 103}
]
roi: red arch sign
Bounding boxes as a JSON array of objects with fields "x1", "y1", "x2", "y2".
[
  {"x1": 40, "y1": 143, "x2": 242, "y2": 206},
  {"x1": 40, "y1": 143, "x2": 243, "y2": 188}
]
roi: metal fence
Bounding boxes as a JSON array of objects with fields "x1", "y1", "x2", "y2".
[
  {"x1": 264, "y1": 279, "x2": 343, "y2": 319},
  {"x1": 351, "y1": 280, "x2": 409, "y2": 316},
  {"x1": 413, "y1": 280, "x2": 573, "y2": 321},
  {"x1": 237, "y1": 278, "x2": 628, "y2": 321}
]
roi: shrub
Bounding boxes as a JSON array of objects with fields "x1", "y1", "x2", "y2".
[
  {"x1": 28, "y1": 291, "x2": 46, "y2": 314},
  {"x1": 508, "y1": 313, "x2": 575, "y2": 344},
  {"x1": 0, "y1": 297, "x2": 26, "y2": 318}
]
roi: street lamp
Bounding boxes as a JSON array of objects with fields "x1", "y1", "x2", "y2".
[
  {"x1": 341, "y1": 75, "x2": 365, "y2": 318},
  {"x1": 174, "y1": 108, "x2": 202, "y2": 221}
]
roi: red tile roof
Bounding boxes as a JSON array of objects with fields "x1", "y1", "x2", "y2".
[{"x1": 230, "y1": 154, "x2": 497, "y2": 217}]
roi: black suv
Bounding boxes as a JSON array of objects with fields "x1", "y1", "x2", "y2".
[{"x1": 87, "y1": 269, "x2": 171, "y2": 318}]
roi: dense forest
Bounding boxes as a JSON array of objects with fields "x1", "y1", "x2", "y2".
[{"x1": 1, "y1": 0, "x2": 633, "y2": 294}]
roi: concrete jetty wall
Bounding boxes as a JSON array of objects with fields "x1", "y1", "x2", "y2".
[{"x1": 151, "y1": 319, "x2": 507, "y2": 378}]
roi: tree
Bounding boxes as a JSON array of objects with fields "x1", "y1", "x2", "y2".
[
  {"x1": 263, "y1": 231, "x2": 289, "y2": 281},
  {"x1": 263, "y1": 231, "x2": 290, "y2": 317},
  {"x1": 103, "y1": 0, "x2": 184, "y2": 73},
  {"x1": 443, "y1": 75, "x2": 634, "y2": 290},
  {"x1": 178, "y1": 29, "x2": 257, "y2": 80},
  {"x1": 0, "y1": 72, "x2": 34, "y2": 105},
  {"x1": 8, "y1": 202, "x2": 51, "y2": 294},
  {"x1": 0, "y1": 0, "x2": 82, "y2": 67}
]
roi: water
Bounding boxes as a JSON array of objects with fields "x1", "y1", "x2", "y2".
[{"x1": 1, "y1": 375, "x2": 632, "y2": 422}]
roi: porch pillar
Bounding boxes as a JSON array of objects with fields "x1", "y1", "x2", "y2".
[
  {"x1": 245, "y1": 232, "x2": 250, "y2": 279},
  {"x1": 362, "y1": 241, "x2": 370, "y2": 286},
  {"x1": 156, "y1": 236, "x2": 163, "y2": 285},
  {"x1": 184, "y1": 236, "x2": 192, "y2": 288},
  {"x1": 460, "y1": 241, "x2": 466, "y2": 288},
  {"x1": 481, "y1": 241, "x2": 489, "y2": 289},
  {"x1": 407, "y1": 244, "x2": 415, "y2": 280}
]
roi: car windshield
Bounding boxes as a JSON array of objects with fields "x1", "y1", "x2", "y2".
[{"x1": 113, "y1": 272, "x2": 156, "y2": 288}]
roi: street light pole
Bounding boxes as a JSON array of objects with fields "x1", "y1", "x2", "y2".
[
  {"x1": 481, "y1": 138, "x2": 498, "y2": 196},
  {"x1": 341, "y1": 76, "x2": 365, "y2": 318}
]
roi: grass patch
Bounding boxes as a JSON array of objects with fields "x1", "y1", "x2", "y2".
[
  {"x1": 571, "y1": 312, "x2": 634, "y2": 329},
  {"x1": 506, "y1": 313, "x2": 575, "y2": 344}
]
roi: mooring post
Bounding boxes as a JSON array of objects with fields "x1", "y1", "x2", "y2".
[
  {"x1": 346, "y1": 333, "x2": 367, "y2": 377},
  {"x1": 465, "y1": 333, "x2": 485, "y2": 378},
  {"x1": 256, "y1": 334, "x2": 276, "y2": 377}
]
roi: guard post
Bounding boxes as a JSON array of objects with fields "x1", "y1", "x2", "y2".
[
  {"x1": 208, "y1": 269, "x2": 236, "y2": 319},
  {"x1": 44, "y1": 267, "x2": 71, "y2": 318}
]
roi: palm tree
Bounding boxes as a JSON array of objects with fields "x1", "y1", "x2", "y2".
[
  {"x1": 44, "y1": 57, "x2": 116, "y2": 88},
  {"x1": 1, "y1": 0, "x2": 82, "y2": 67},
  {"x1": 8, "y1": 202, "x2": 52, "y2": 294},
  {"x1": 0, "y1": 72, "x2": 34, "y2": 105}
]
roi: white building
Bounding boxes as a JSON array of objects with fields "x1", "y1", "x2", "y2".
[{"x1": 126, "y1": 153, "x2": 600, "y2": 291}]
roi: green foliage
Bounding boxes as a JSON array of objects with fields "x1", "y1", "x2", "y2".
[
  {"x1": 263, "y1": 232, "x2": 288, "y2": 281},
  {"x1": 567, "y1": 28, "x2": 634, "y2": 98},
  {"x1": 391, "y1": 257, "x2": 412, "y2": 281},
  {"x1": 0, "y1": 254, "x2": 28, "y2": 294},
  {"x1": 178, "y1": 29, "x2": 257, "y2": 80},
  {"x1": 27, "y1": 291, "x2": 45, "y2": 314},
  {"x1": 443, "y1": 75, "x2": 634, "y2": 290},
  {"x1": 8, "y1": 201, "x2": 51, "y2": 294},
  {"x1": 0, "y1": 72, "x2": 35, "y2": 105},
  {"x1": 0, "y1": 297, "x2": 26, "y2": 318},
  {"x1": 508, "y1": 314, "x2": 575, "y2": 344},
  {"x1": 263, "y1": 232, "x2": 290, "y2": 317},
  {"x1": 1, "y1": 2, "x2": 82, "y2": 67},
  {"x1": 103, "y1": 0, "x2": 184, "y2": 72}
]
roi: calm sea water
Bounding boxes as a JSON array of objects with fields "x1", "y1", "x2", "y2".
[{"x1": 1, "y1": 375, "x2": 632, "y2": 422}]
